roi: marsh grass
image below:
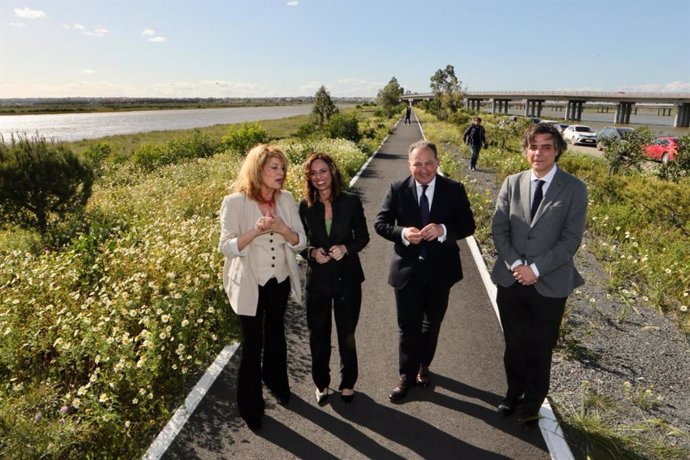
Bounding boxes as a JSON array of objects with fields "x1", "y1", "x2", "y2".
[
  {"x1": 416, "y1": 108, "x2": 690, "y2": 458},
  {"x1": 0, "y1": 109, "x2": 395, "y2": 457}
]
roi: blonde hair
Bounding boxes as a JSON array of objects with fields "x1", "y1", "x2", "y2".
[{"x1": 233, "y1": 144, "x2": 289, "y2": 202}]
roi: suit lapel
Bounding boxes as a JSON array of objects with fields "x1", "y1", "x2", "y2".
[{"x1": 520, "y1": 173, "x2": 532, "y2": 223}]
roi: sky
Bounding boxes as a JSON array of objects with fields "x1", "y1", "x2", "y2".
[{"x1": 1, "y1": 0, "x2": 689, "y2": 99}]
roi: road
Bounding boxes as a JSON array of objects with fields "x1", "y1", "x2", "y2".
[{"x1": 161, "y1": 120, "x2": 551, "y2": 459}]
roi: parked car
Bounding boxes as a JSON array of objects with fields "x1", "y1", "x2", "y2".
[
  {"x1": 562, "y1": 125, "x2": 597, "y2": 146},
  {"x1": 644, "y1": 136, "x2": 679, "y2": 163},
  {"x1": 554, "y1": 123, "x2": 569, "y2": 134},
  {"x1": 596, "y1": 126, "x2": 635, "y2": 151}
]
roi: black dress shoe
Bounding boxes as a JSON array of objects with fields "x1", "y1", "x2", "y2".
[
  {"x1": 416, "y1": 364, "x2": 431, "y2": 387},
  {"x1": 244, "y1": 416, "x2": 262, "y2": 432},
  {"x1": 389, "y1": 376, "x2": 415, "y2": 402},
  {"x1": 497, "y1": 398, "x2": 516, "y2": 417},
  {"x1": 269, "y1": 388, "x2": 290, "y2": 406}
]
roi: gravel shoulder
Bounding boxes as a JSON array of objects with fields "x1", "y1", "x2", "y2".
[{"x1": 453, "y1": 147, "x2": 690, "y2": 458}]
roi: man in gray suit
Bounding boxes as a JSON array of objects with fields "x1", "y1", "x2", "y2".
[{"x1": 491, "y1": 123, "x2": 587, "y2": 430}]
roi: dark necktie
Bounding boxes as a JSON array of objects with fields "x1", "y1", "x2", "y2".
[
  {"x1": 531, "y1": 180, "x2": 545, "y2": 220},
  {"x1": 420, "y1": 184, "x2": 430, "y2": 258}
]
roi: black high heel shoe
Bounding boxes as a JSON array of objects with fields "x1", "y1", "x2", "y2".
[{"x1": 340, "y1": 389, "x2": 355, "y2": 404}]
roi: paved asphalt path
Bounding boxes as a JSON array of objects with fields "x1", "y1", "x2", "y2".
[{"x1": 164, "y1": 120, "x2": 550, "y2": 459}]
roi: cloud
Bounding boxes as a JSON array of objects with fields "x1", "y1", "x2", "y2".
[
  {"x1": 144, "y1": 80, "x2": 269, "y2": 97},
  {"x1": 619, "y1": 81, "x2": 690, "y2": 93},
  {"x1": 0, "y1": 80, "x2": 132, "y2": 98},
  {"x1": 63, "y1": 23, "x2": 108, "y2": 37},
  {"x1": 14, "y1": 7, "x2": 46, "y2": 19},
  {"x1": 81, "y1": 69, "x2": 95, "y2": 74},
  {"x1": 142, "y1": 28, "x2": 166, "y2": 42},
  {"x1": 287, "y1": 1, "x2": 299, "y2": 6},
  {"x1": 7, "y1": 22, "x2": 26, "y2": 28},
  {"x1": 298, "y1": 78, "x2": 383, "y2": 97}
]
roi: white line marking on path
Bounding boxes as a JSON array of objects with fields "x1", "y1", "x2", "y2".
[
  {"x1": 418, "y1": 111, "x2": 573, "y2": 460},
  {"x1": 142, "y1": 344, "x2": 238, "y2": 460}
]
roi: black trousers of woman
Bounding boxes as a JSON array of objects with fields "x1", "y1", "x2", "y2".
[
  {"x1": 306, "y1": 285, "x2": 361, "y2": 391},
  {"x1": 237, "y1": 278, "x2": 290, "y2": 423}
]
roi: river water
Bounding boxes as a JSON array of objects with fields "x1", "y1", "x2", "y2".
[
  {"x1": 0, "y1": 105, "x2": 314, "y2": 142},
  {"x1": 1, "y1": 104, "x2": 687, "y2": 143}
]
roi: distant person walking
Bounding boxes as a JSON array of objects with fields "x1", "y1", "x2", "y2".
[
  {"x1": 463, "y1": 117, "x2": 488, "y2": 171},
  {"x1": 404, "y1": 105, "x2": 412, "y2": 125},
  {"x1": 218, "y1": 144, "x2": 306, "y2": 432},
  {"x1": 491, "y1": 123, "x2": 588, "y2": 430},
  {"x1": 375, "y1": 140, "x2": 475, "y2": 402},
  {"x1": 299, "y1": 153, "x2": 370, "y2": 405}
]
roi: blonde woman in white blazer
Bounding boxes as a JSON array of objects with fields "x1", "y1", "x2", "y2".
[{"x1": 218, "y1": 144, "x2": 306, "y2": 432}]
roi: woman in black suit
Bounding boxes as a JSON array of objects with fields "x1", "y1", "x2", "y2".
[{"x1": 299, "y1": 153, "x2": 369, "y2": 404}]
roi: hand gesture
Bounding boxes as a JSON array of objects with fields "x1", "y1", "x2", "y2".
[
  {"x1": 420, "y1": 223, "x2": 442, "y2": 241},
  {"x1": 312, "y1": 247, "x2": 331, "y2": 264},
  {"x1": 328, "y1": 244, "x2": 347, "y2": 261},
  {"x1": 403, "y1": 226, "x2": 423, "y2": 245}
]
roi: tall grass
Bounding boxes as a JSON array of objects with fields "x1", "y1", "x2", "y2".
[{"x1": 0, "y1": 111, "x2": 395, "y2": 457}]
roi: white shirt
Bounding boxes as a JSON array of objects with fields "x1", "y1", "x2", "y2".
[{"x1": 401, "y1": 176, "x2": 447, "y2": 245}]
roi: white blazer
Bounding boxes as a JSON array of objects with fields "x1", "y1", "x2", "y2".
[{"x1": 218, "y1": 191, "x2": 306, "y2": 316}]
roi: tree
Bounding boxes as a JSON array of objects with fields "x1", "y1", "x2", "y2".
[
  {"x1": 377, "y1": 77, "x2": 403, "y2": 118},
  {"x1": 0, "y1": 135, "x2": 94, "y2": 234},
  {"x1": 430, "y1": 64, "x2": 463, "y2": 113},
  {"x1": 312, "y1": 85, "x2": 338, "y2": 126}
]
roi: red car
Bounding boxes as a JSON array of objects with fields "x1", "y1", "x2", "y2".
[{"x1": 644, "y1": 136, "x2": 679, "y2": 163}]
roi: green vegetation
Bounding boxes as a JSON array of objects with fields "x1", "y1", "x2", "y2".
[
  {"x1": 311, "y1": 86, "x2": 338, "y2": 127},
  {"x1": 417, "y1": 108, "x2": 690, "y2": 459},
  {"x1": 376, "y1": 77, "x2": 404, "y2": 118},
  {"x1": 0, "y1": 108, "x2": 396, "y2": 457},
  {"x1": 0, "y1": 136, "x2": 94, "y2": 235}
]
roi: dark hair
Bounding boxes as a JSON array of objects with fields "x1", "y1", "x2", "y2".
[
  {"x1": 408, "y1": 140, "x2": 438, "y2": 159},
  {"x1": 521, "y1": 123, "x2": 568, "y2": 160},
  {"x1": 475, "y1": 117, "x2": 482, "y2": 123},
  {"x1": 302, "y1": 153, "x2": 344, "y2": 207}
]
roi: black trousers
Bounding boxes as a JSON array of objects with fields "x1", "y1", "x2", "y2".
[
  {"x1": 237, "y1": 278, "x2": 290, "y2": 422},
  {"x1": 394, "y1": 263, "x2": 451, "y2": 383},
  {"x1": 497, "y1": 282, "x2": 566, "y2": 414},
  {"x1": 306, "y1": 285, "x2": 361, "y2": 391}
]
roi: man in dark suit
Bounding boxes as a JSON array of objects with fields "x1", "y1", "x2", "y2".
[
  {"x1": 491, "y1": 123, "x2": 588, "y2": 430},
  {"x1": 375, "y1": 140, "x2": 475, "y2": 402}
]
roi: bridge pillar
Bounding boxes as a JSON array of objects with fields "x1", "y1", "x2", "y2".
[
  {"x1": 614, "y1": 102, "x2": 634, "y2": 124},
  {"x1": 565, "y1": 101, "x2": 584, "y2": 121},
  {"x1": 466, "y1": 98, "x2": 483, "y2": 112},
  {"x1": 525, "y1": 99, "x2": 544, "y2": 117},
  {"x1": 674, "y1": 103, "x2": 690, "y2": 128},
  {"x1": 493, "y1": 99, "x2": 511, "y2": 115}
]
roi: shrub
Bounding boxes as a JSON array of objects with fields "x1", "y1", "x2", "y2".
[
  {"x1": 658, "y1": 134, "x2": 690, "y2": 182},
  {"x1": 221, "y1": 122, "x2": 268, "y2": 154},
  {"x1": 326, "y1": 112, "x2": 361, "y2": 142},
  {"x1": 602, "y1": 128, "x2": 653, "y2": 175},
  {"x1": 0, "y1": 135, "x2": 94, "y2": 234}
]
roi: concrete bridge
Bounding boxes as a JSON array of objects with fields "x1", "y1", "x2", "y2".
[{"x1": 401, "y1": 91, "x2": 690, "y2": 127}]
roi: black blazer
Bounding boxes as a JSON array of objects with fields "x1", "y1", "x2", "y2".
[
  {"x1": 299, "y1": 192, "x2": 370, "y2": 295},
  {"x1": 375, "y1": 174, "x2": 475, "y2": 289}
]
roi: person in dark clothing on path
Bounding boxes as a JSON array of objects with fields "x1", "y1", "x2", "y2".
[
  {"x1": 299, "y1": 153, "x2": 370, "y2": 406},
  {"x1": 375, "y1": 140, "x2": 475, "y2": 402},
  {"x1": 491, "y1": 123, "x2": 587, "y2": 431},
  {"x1": 404, "y1": 105, "x2": 412, "y2": 125},
  {"x1": 463, "y1": 117, "x2": 488, "y2": 171}
]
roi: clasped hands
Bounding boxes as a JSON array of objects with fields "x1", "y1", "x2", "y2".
[
  {"x1": 512, "y1": 264, "x2": 538, "y2": 286},
  {"x1": 311, "y1": 245, "x2": 347, "y2": 264},
  {"x1": 254, "y1": 211, "x2": 287, "y2": 235},
  {"x1": 404, "y1": 223, "x2": 442, "y2": 245}
]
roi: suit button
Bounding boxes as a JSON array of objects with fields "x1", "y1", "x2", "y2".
[{"x1": 527, "y1": 236, "x2": 534, "y2": 240}]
